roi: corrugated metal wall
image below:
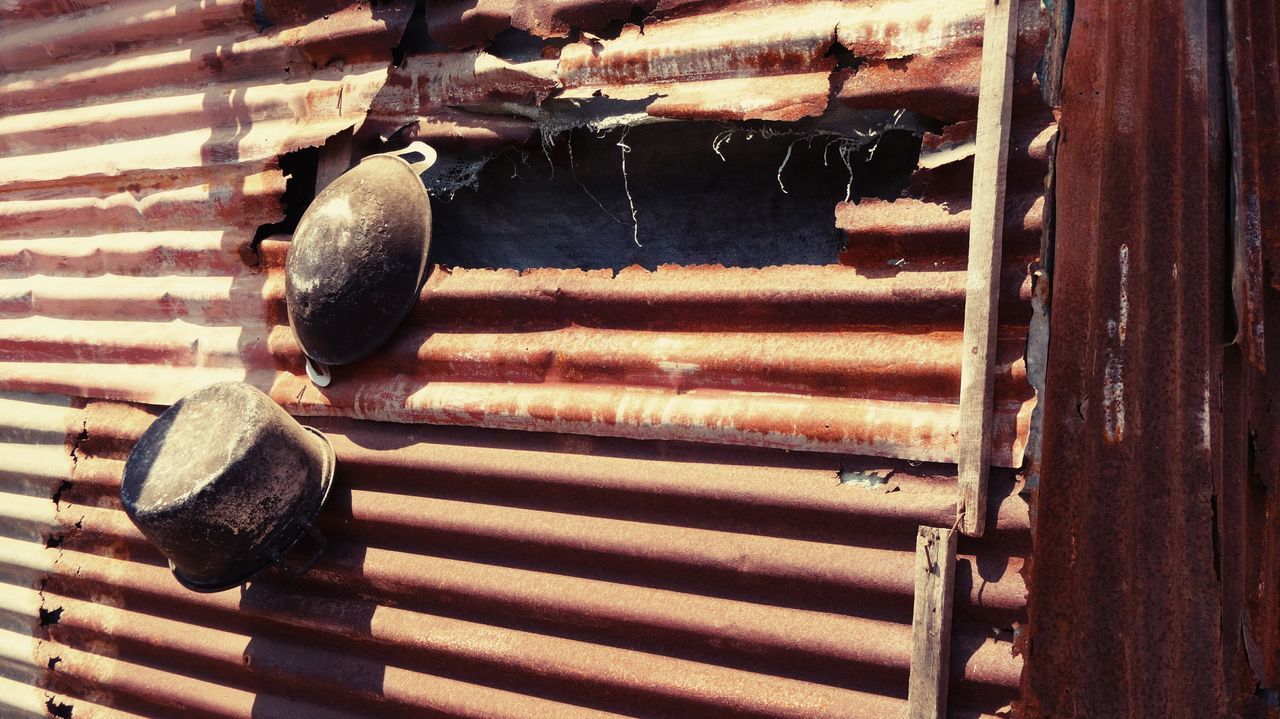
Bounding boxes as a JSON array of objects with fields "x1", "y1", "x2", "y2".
[
  {"x1": 1026, "y1": 0, "x2": 1280, "y2": 715},
  {"x1": 0, "y1": 393, "x2": 79, "y2": 718},
  {"x1": 0, "y1": 0, "x2": 1054, "y2": 716},
  {"x1": 1227, "y1": 0, "x2": 1280, "y2": 702}
]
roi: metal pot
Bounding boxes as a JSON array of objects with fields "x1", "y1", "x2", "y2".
[
  {"x1": 285, "y1": 142, "x2": 437, "y2": 386},
  {"x1": 120, "y1": 382, "x2": 336, "y2": 592}
]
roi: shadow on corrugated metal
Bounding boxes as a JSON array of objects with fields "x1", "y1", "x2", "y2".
[
  {"x1": 0, "y1": 0, "x2": 1057, "y2": 716},
  {"x1": 30, "y1": 398, "x2": 1025, "y2": 718}
]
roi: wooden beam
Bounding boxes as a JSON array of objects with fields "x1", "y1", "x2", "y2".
[
  {"x1": 907, "y1": 525, "x2": 959, "y2": 719},
  {"x1": 957, "y1": 0, "x2": 1020, "y2": 537}
]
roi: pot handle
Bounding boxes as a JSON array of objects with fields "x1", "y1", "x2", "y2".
[
  {"x1": 364, "y1": 140, "x2": 437, "y2": 174},
  {"x1": 270, "y1": 515, "x2": 328, "y2": 577},
  {"x1": 305, "y1": 357, "x2": 331, "y2": 387}
]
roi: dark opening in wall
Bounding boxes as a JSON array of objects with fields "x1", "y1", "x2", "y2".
[
  {"x1": 45, "y1": 697, "x2": 72, "y2": 719},
  {"x1": 427, "y1": 121, "x2": 922, "y2": 270},
  {"x1": 38, "y1": 606, "x2": 63, "y2": 626},
  {"x1": 251, "y1": 146, "x2": 319, "y2": 248}
]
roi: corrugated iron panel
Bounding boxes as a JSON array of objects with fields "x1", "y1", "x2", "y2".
[
  {"x1": 1225, "y1": 0, "x2": 1277, "y2": 370},
  {"x1": 0, "y1": 259, "x2": 1037, "y2": 464},
  {"x1": 5, "y1": 398, "x2": 1027, "y2": 718},
  {"x1": 0, "y1": 0, "x2": 1053, "y2": 716},
  {"x1": 1224, "y1": 0, "x2": 1280, "y2": 707},
  {"x1": 1227, "y1": 0, "x2": 1280, "y2": 303},
  {"x1": 0, "y1": 0, "x2": 1053, "y2": 468},
  {"x1": 378, "y1": 1, "x2": 1048, "y2": 141},
  {"x1": 1024, "y1": 0, "x2": 1280, "y2": 715},
  {"x1": 0, "y1": 393, "x2": 80, "y2": 718}
]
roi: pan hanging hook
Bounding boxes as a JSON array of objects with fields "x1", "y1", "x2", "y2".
[{"x1": 305, "y1": 358, "x2": 332, "y2": 388}]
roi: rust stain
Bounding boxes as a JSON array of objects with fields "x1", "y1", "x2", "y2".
[
  {"x1": 1226, "y1": 0, "x2": 1278, "y2": 369},
  {"x1": 23, "y1": 399, "x2": 1032, "y2": 718},
  {"x1": 1026, "y1": 0, "x2": 1280, "y2": 716},
  {"x1": 0, "y1": 0, "x2": 1061, "y2": 716},
  {"x1": 0, "y1": 259, "x2": 1040, "y2": 466}
]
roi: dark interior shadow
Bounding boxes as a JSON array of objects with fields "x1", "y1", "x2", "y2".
[
  {"x1": 948, "y1": 616, "x2": 1021, "y2": 717},
  {"x1": 425, "y1": 121, "x2": 920, "y2": 270}
]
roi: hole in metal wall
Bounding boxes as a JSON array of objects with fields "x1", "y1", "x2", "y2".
[
  {"x1": 427, "y1": 121, "x2": 923, "y2": 270},
  {"x1": 45, "y1": 696, "x2": 72, "y2": 719},
  {"x1": 823, "y1": 39, "x2": 863, "y2": 72},
  {"x1": 251, "y1": 146, "x2": 319, "y2": 249}
]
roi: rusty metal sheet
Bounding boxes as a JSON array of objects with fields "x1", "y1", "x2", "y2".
[
  {"x1": 373, "y1": 0, "x2": 1047, "y2": 134},
  {"x1": 0, "y1": 0, "x2": 1051, "y2": 466},
  {"x1": 0, "y1": 394, "x2": 79, "y2": 719},
  {"x1": 1225, "y1": 0, "x2": 1279, "y2": 370},
  {"x1": 1223, "y1": 0, "x2": 1279, "y2": 709},
  {"x1": 1022, "y1": 0, "x2": 1280, "y2": 716},
  {"x1": 425, "y1": 0, "x2": 662, "y2": 47},
  {"x1": 0, "y1": 0, "x2": 1056, "y2": 716},
  {"x1": 835, "y1": 2, "x2": 1047, "y2": 123},
  {"x1": 0, "y1": 398, "x2": 1030, "y2": 718},
  {"x1": 0, "y1": 260, "x2": 1036, "y2": 466}
]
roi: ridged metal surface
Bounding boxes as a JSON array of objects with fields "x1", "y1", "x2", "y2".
[
  {"x1": 1025, "y1": 0, "x2": 1280, "y2": 716},
  {"x1": 0, "y1": 0, "x2": 1053, "y2": 469},
  {"x1": 0, "y1": 0, "x2": 1052, "y2": 716},
  {"x1": 1, "y1": 259, "x2": 1037, "y2": 465},
  {"x1": 1227, "y1": 0, "x2": 1280, "y2": 703},
  {"x1": 1227, "y1": 0, "x2": 1279, "y2": 373},
  {"x1": 0, "y1": 393, "x2": 79, "y2": 718},
  {"x1": 11, "y1": 398, "x2": 1027, "y2": 718}
]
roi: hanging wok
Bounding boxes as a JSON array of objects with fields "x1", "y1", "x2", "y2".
[{"x1": 285, "y1": 142, "x2": 437, "y2": 386}]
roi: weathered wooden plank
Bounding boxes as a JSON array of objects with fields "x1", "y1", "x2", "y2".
[
  {"x1": 907, "y1": 525, "x2": 959, "y2": 719},
  {"x1": 958, "y1": 0, "x2": 1020, "y2": 537}
]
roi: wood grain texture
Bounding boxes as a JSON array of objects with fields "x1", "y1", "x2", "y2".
[
  {"x1": 957, "y1": 0, "x2": 1020, "y2": 537},
  {"x1": 907, "y1": 525, "x2": 959, "y2": 719}
]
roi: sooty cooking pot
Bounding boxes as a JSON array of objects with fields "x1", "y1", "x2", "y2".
[
  {"x1": 121, "y1": 382, "x2": 335, "y2": 592},
  {"x1": 285, "y1": 141, "x2": 437, "y2": 386}
]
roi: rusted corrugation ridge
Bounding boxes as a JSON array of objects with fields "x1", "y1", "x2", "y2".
[
  {"x1": 0, "y1": 244, "x2": 1041, "y2": 465},
  {"x1": 0, "y1": 258, "x2": 1035, "y2": 465},
  {"x1": 0, "y1": 1, "x2": 406, "y2": 716},
  {"x1": 1025, "y1": 0, "x2": 1239, "y2": 716},
  {"x1": 372, "y1": 0, "x2": 1047, "y2": 144},
  {"x1": 1226, "y1": 0, "x2": 1280, "y2": 706},
  {"x1": 0, "y1": 157, "x2": 1052, "y2": 467},
  {"x1": 0, "y1": 0, "x2": 417, "y2": 420},
  {"x1": 0, "y1": 260, "x2": 1041, "y2": 463},
  {"x1": 0, "y1": 0, "x2": 416, "y2": 280},
  {"x1": 0, "y1": 398, "x2": 1027, "y2": 718},
  {"x1": 1225, "y1": 0, "x2": 1278, "y2": 370},
  {"x1": 0, "y1": 4, "x2": 412, "y2": 169},
  {"x1": 1226, "y1": 0, "x2": 1280, "y2": 308},
  {"x1": 0, "y1": 1, "x2": 1052, "y2": 717},
  {"x1": 0, "y1": 0, "x2": 1051, "y2": 469}
]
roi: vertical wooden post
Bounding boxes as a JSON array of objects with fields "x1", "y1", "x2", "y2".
[
  {"x1": 907, "y1": 525, "x2": 959, "y2": 719},
  {"x1": 958, "y1": 0, "x2": 1020, "y2": 537}
]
